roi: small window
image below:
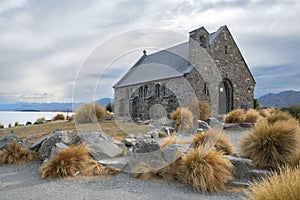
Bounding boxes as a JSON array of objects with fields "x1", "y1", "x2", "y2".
[
  {"x1": 139, "y1": 87, "x2": 143, "y2": 98},
  {"x1": 204, "y1": 82, "x2": 209, "y2": 96},
  {"x1": 155, "y1": 84, "x2": 160, "y2": 98},
  {"x1": 162, "y1": 85, "x2": 166, "y2": 96},
  {"x1": 225, "y1": 45, "x2": 228, "y2": 54},
  {"x1": 199, "y1": 35, "x2": 206, "y2": 48},
  {"x1": 144, "y1": 85, "x2": 148, "y2": 97}
]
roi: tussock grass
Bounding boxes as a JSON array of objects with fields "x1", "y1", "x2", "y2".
[
  {"x1": 40, "y1": 145, "x2": 90, "y2": 178},
  {"x1": 240, "y1": 121, "x2": 300, "y2": 169},
  {"x1": 160, "y1": 133, "x2": 191, "y2": 149},
  {"x1": 40, "y1": 144, "x2": 118, "y2": 178},
  {"x1": 245, "y1": 165, "x2": 300, "y2": 200},
  {"x1": 224, "y1": 109, "x2": 245, "y2": 123},
  {"x1": 245, "y1": 109, "x2": 260, "y2": 123},
  {"x1": 198, "y1": 101, "x2": 211, "y2": 121},
  {"x1": 0, "y1": 124, "x2": 4, "y2": 129},
  {"x1": 170, "y1": 107, "x2": 194, "y2": 131},
  {"x1": 266, "y1": 110, "x2": 297, "y2": 124},
  {"x1": 0, "y1": 142, "x2": 37, "y2": 164},
  {"x1": 182, "y1": 147, "x2": 233, "y2": 192},
  {"x1": 192, "y1": 130, "x2": 236, "y2": 155},
  {"x1": 75, "y1": 103, "x2": 106, "y2": 123},
  {"x1": 14, "y1": 121, "x2": 19, "y2": 127},
  {"x1": 52, "y1": 113, "x2": 66, "y2": 121}
]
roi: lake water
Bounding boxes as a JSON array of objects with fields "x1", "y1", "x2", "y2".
[{"x1": 0, "y1": 111, "x2": 74, "y2": 128}]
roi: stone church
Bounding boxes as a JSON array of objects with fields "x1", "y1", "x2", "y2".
[{"x1": 113, "y1": 25, "x2": 255, "y2": 121}]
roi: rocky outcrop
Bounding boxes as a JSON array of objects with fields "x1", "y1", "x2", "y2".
[{"x1": 0, "y1": 133, "x2": 29, "y2": 150}]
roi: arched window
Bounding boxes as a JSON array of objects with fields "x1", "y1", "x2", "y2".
[
  {"x1": 155, "y1": 84, "x2": 160, "y2": 98},
  {"x1": 162, "y1": 85, "x2": 166, "y2": 96},
  {"x1": 144, "y1": 85, "x2": 148, "y2": 98},
  {"x1": 139, "y1": 87, "x2": 143, "y2": 98}
]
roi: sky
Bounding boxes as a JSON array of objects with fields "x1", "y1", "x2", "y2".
[{"x1": 0, "y1": 0, "x2": 300, "y2": 104}]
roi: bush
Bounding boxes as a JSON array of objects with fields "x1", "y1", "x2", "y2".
[
  {"x1": 40, "y1": 145, "x2": 118, "y2": 178},
  {"x1": 192, "y1": 130, "x2": 236, "y2": 155},
  {"x1": 198, "y1": 101, "x2": 211, "y2": 121},
  {"x1": 240, "y1": 121, "x2": 300, "y2": 169},
  {"x1": 266, "y1": 110, "x2": 296, "y2": 124},
  {"x1": 14, "y1": 121, "x2": 19, "y2": 127},
  {"x1": 182, "y1": 147, "x2": 233, "y2": 192},
  {"x1": 282, "y1": 104, "x2": 300, "y2": 122},
  {"x1": 224, "y1": 109, "x2": 245, "y2": 123},
  {"x1": 52, "y1": 113, "x2": 66, "y2": 121},
  {"x1": 170, "y1": 107, "x2": 194, "y2": 131},
  {"x1": 8, "y1": 123, "x2": 11, "y2": 128},
  {"x1": 0, "y1": 142, "x2": 37, "y2": 164},
  {"x1": 245, "y1": 109, "x2": 260, "y2": 123},
  {"x1": 105, "y1": 102, "x2": 114, "y2": 113},
  {"x1": 0, "y1": 124, "x2": 4, "y2": 129},
  {"x1": 36, "y1": 117, "x2": 46, "y2": 121},
  {"x1": 246, "y1": 165, "x2": 300, "y2": 200},
  {"x1": 75, "y1": 103, "x2": 106, "y2": 123}
]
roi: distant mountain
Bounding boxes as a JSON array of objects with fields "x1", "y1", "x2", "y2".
[
  {"x1": 258, "y1": 90, "x2": 300, "y2": 108},
  {"x1": 0, "y1": 98, "x2": 113, "y2": 112}
]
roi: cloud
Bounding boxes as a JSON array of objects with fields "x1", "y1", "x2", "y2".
[{"x1": 0, "y1": 0, "x2": 299, "y2": 103}]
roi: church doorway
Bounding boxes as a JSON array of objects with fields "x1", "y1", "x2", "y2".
[{"x1": 218, "y1": 79, "x2": 233, "y2": 114}]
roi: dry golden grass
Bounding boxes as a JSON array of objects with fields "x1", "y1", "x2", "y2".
[
  {"x1": 160, "y1": 133, "x2": 191, "y2": 149},
  {"x1": 224, "y1": 109, "x2": 246, "y2": 123},
  {"x1": 182, "y1": 147, "x2": 233, "y2": 192},
  {"x1": 240, "y1": 121, "x2": 300, "y2": 169},
  {"x1": 170, "y1": 107, "x2": 194, "y2": 131},
  {"x1": 245, "y1": 165, "x2": 300, "y2": 200},
  {"x1": 198, "y1": 101, "x2": 211, "y2": 121},
  {"x1": 52, "y1": 113, "x2": 66, "y2": 121},
  {"x1": 245, "y1": 109, "x2": 260, "y2": 123},
  {"x1": 81, "y1": 160, "x2": 120, "y2": 176},
  {"x1": 0, "y1": 124, "x2": 4, "y2": 129},
  {"x1": 192, "y1": 130, "x2": 236, "y2": 155},
  {"x1": 266, "y1": 110, "x2": 298, "y2": 125},
  {"x1": 75, "y1": 103, "x2": 107, "y2": 123},
  {"x1": 40, "y1": 144, "x2": 90, "y2": 178},
  {"x1": 0, "y1": 142, "x2": 37, "y2": 164}
]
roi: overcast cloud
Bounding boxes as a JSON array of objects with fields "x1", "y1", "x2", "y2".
[{"x1": 0, "y1": 0, "x2": 300, "y2": 103}]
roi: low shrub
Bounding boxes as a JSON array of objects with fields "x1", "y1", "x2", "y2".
[
  {"x1": 170, "y1": 107, "x2": 194, "y2": 131},
  {"x1": 0, "y1": 124, "x2": 4, "y2": 129},
  {"x1": 266, "y1": 110, "x2": 296, "y2": 124},
  {"x1": 182, "y1": 147, "x2": 233, "y2": 192},
  {"x1": 240, "y1": 121, "x2": 300, "y2": 169},
  {"x1": 198, "y1": 101, "x2": 211, "y2": 121},
  {"x1": 36, "y1": 117, "x2": 46, "y2": 121},
  {"x1": 75, "y1": 103, "x2": 106, "y2": 123},
  {"x1": 8, "y1": 123, "x2": 11, "y2": 128},
  {"x1": 14, "y1": 121, "x2": 19, "y2": 127},
  {"x1": 105, "y1": 102, "x2": 114, "y2": 113},
  {"x1": 224, "y1": 109, "x2": 245, "y2": 123},
  {"x1": 0, "y1": 142, "x2": 37, "y2": 164},
  {"x1": 40, "y1": 145, "x2": 117, "y2": 178},
  {"x1": 245, "y1": 109, "x2": 260, "y2": 123},
  {"x1": 192, "y1": 130, "x2": 236, "y2": 155},
  {"x1": 52, "y1": 113, "x2": 66, "y2": 121},
  {"x1": 245, "y1": 165, "x2": 300, "y2": 200}
]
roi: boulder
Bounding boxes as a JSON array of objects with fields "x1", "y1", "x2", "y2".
[
  {"x1": 205, "y1": 118, "x2": 224, "y2": 129},
  {"x1": 30, "y1": 136, "x2": 47, "y2": 152},
  {"x1": 49, "y1": 143, "x2": 69, "y2": 159},
  {"x1": 162, "y1": 143, "x2": 191, "y2": 163},
  {"x1": 34, "y1": 119, "x2": 45, "y2": 125},
  {"x1": 144, "y1": 129, "x2": 159, "y2": 139},
  {"x1": 158, "y1": 126, "x2": 176, "y2": 138},
  {"x1": 132, "y1": 140, "x2": 160, "y2": 153},
  {"x1": 197, "y1": 120, "x2": 211, "y2": 131},
  {"x1": 26, "y1": 121, "x2": 32, "y2": 125},
  {"x1": 98, "y1": 156, "x2": 130, "y2": 171},
  {"x1": 0, "y1": 133, "x2": 29, "y2": 150},
  {"x1": 124, "y1": 137, "x2": 137, "y2": 146},
  {"x1": 79, "y1": 132, "x2": 123, "y2": 161},
  {"x1": 38, "y1": 130, "x2": 80, "y2": 160}
]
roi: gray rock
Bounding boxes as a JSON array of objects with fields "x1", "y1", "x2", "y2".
[
  {"x1": 0, "y1": 133, "x2": 29, "y2": 150},
  {"x1": 38, "y1": 130, "x2": 80, "y2": 160},
  {"x1": 248, "y1": 169, "x2": 272, "y2": 181},
  {"x1": 26, "y1": 121, "x2": 32, "y2": 125},
  {"x1": 132, "y1": 140, "x2": 160, "y2": 153},
  {"x1": 158, "y1": 126, "x2": 175, "y2": 137},
  {"x1": 162, "y1": 144, "x2": 191, "y2": 163},
  {"x1": 205, "y1": 117, "x2": 224, "y2": 129},
  {"x1": 145, "y1": 129, "x2": 159, "y2": 139},
  {"x1": 98, "y1": 156, "x2": 130, "y2": 171},
  {"x1": 224, "y1": 154, "x2": 254, "y2": 180},
  {"x1": 197, "y1": 120, "x2": 211, "y2": 131},
  {"x1": 49, "y1": 143, "x2": 69, "y2": 159},
  {"x1": 29, "y1": 136, "x2": 47, "y2": 152},
  {"x1": 34, "y1": 119, "x2": 45, "y2": 125},
  {"x1": 124, "y1": 137, "x2": 137, "y2": 146},
  {"x1": 79, "y1": 132, "x2": 123, "y2": 160},
  {"x1": 113, "y1": 140, "x2": 126, "y2": 150}
]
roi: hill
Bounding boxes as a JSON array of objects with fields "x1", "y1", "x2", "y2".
[{"x1": 258, "y1": 90, "x2": 300, "y2": 108}]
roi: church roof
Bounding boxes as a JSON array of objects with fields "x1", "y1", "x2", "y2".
[{"x1": 113, "y1": 42, "x2": 192, "y2": 88}]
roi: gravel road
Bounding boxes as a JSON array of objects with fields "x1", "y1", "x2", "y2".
[{"x1": 0, "y1": 128, "x2": 248, "y2": 200}]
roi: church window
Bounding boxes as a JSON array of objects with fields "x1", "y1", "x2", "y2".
[
  {"x1": 155, "y1": 84, "x2": 160, "y2": 98},
  {"x1": 144, "y1": 85, "x2": 148, "y2": 97},
  {"x1": 204, "y1": 82, "x2": 209, "y2": 96}
]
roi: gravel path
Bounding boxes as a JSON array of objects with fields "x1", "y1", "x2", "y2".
[{"x1": 0, "y1": 160, "x2": 245, "y2": 200}]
